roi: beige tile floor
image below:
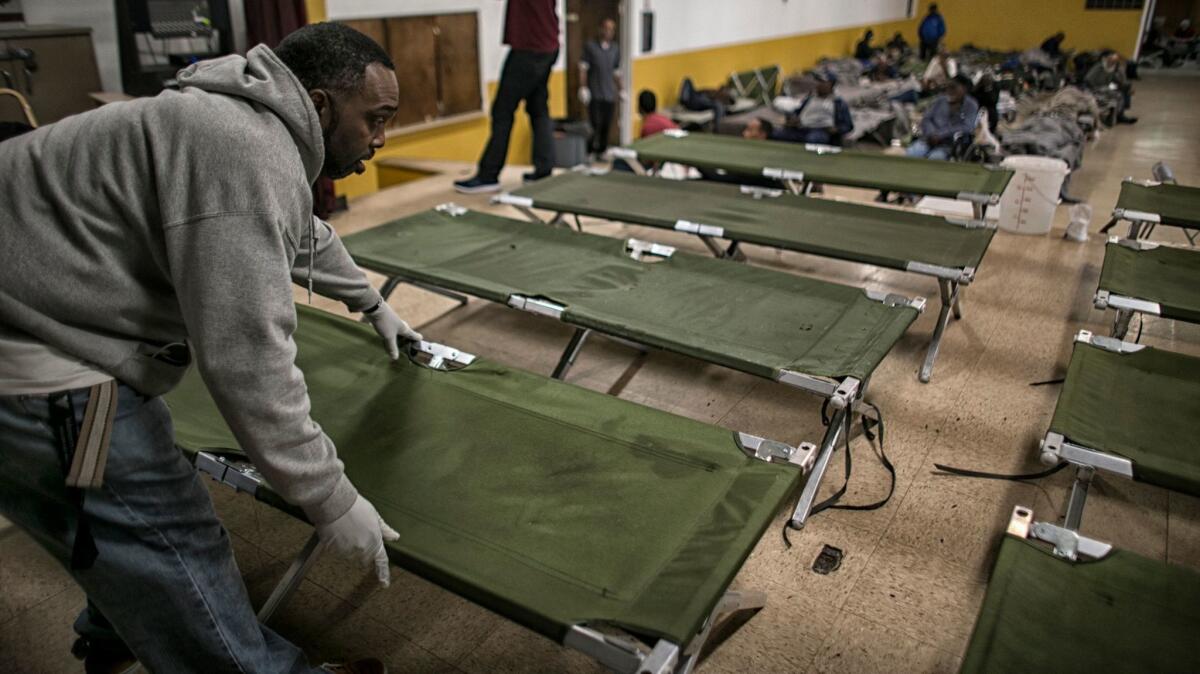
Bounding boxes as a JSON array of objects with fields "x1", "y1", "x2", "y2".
[{"x1": 2, "y1": 73, "x2": 1199, "y2": 673}]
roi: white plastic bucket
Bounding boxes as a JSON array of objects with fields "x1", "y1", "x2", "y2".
[{"x1": 997, "y1": 155, "x2": 1070, "y2": 235}]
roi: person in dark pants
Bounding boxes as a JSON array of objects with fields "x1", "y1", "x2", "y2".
[
  {"x1": 579, "y1": 17, "x2": 622, "y2": 157},
  {"x1": 918, "y1": 3, "x2": 946, "y2": 61},
  {"x1": 455, "y1": 0, "x2": 559, "y2": 193}
]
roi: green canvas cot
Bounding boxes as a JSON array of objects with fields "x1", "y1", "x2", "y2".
[
  {"x1": 960, "y1": 508, "x2": 1200, "y2": 673},
  {"x1": 1095, "y1": 238, "x2": 1200, "y2": 338},
  {"x1": 611, "y1": 131, "x2": 1014, "y2": 216},
  {"x1": 1039, "y1": 331, "x2": 1200, "y2": 532},
  {"x1": 502, "y1": 170, "x2": 996, "y2": 381},
  {"x1": 166, "y1": 306, "x2": 809, "y2": 672},
  {"x1": 341, "y1": 205, "x2": 921, "y2": 527},
  {"x1": 1104, "y1": 180, "x2": 1200, "y2": 244}
]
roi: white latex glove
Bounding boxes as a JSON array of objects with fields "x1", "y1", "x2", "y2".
[
  {"x1": 578, "y1": 86, "x2": 591, "y2": 105},
  {"x1": 618, "y1": 89, "x2": 628, "y2": 102},
  {"x1": 316, "y1": 494, "x2": 400, "y2": 586},
  {"x1": 363, "y1": 301, "x2": 422, "y2": 360}
]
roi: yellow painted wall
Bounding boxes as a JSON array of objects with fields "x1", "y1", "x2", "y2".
[
  {"x1": 913, "y1": 0, "x2": 1142, "y2": 58},
  {"x1": 307, "y1": 0, "x2": 915, "y2": 198}
]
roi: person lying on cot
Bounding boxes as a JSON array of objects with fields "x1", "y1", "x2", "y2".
[
  {"x1": 907, "y1": 74, "x2": 979, "y2": 160},
  {"x1": 775, "y1": 71, "x2": 853, "y2": 146},
  {"x1": 0, "y1": 22, "x2": 417, "y2": 674},
  {"x1": 742, "y1": 116, "x2": 775, "y2": 141}
]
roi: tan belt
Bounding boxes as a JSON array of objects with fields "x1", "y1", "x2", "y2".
[{"x1": 65, "y1": 379, "x2": 118, "y2": 490}]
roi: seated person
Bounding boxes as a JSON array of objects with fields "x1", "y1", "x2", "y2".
[
  {"x1": 868, "y1": 55, "x2": 899, "y2": 81},
  {"x1": 774, "y1": 72, "x2": 853, "y2": 146},
  {"x1": 972, "y1": 74, "x2": 1000, "y2": 132},
  {"x1": 887, "y1": 32, "x2": 910, "y2": 53},
  {"x1": 742, "y1": 116, "x2": 775, "y2": 141},
  {"x1": 1085, "y1": 51, "x2": 1137, "y2": 124},
  {"x1": 637, "y1": 90, "x2": 678, "y2": 138},
  {"x1": 907, "y1": 75, "x2": 978, "y2": 160},
  {"x1": 855, "y1": 29, "x2": 877, "y2": 61},
  {"x1": 1040, "y1": 32, "x2": 1066, "y2": 59},
  {"x1": 1175, "y1": 19, "x2": 1197, "y2": 41},
  {"x1": 922, "y1": 43, "x2": 958, "y2": 93}
]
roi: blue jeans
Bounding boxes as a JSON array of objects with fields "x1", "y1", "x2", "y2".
[
  {"x1": 906, "y1": 139, "x2": 951, "y2": 161},
  {"x1": 774, "y1": 127, "x2": 835, "y2": 145},
  {"x1": 0, "y1": 384, "x2": 318, "y2": 673}
]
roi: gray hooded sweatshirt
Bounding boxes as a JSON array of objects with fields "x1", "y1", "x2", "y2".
[{"x1": 0, "y1": 45, "x2": 381, "y2": 525}]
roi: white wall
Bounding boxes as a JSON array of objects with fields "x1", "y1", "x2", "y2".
[{"x1": 326, "y1": 0, "x2": 909, "y2": 82}]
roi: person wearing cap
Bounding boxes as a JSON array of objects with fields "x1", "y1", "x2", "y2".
[
  {"x1": 775, "y1": 71, "x2": 853, "y2": 146},
  {"x1": 907, "y1": 74, "x2": 978, "y2": 160}
]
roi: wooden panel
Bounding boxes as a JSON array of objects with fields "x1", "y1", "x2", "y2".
[
  {"x1": 385, "y1": 16, "x2": 438, "y2": 127},
  {"x1": 434, "y1": 12, "x2": 481, "y2": 116},
  {"x1": 0, "y1": 33, "x2": 102, "y2": 124},
  {"x1": 342, "y1": 19, "x2": 386, "y2": 50}
]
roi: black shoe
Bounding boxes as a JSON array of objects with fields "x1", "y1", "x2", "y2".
[
  {"x1": 453, "y1": 176, "x2": 500, "y2": 194},
  {"x1": 1117, "y1": 114, "x2": 1138, "y2": 124},
  {"x1": 522, "y1": 171, "x2": 552, "y2": 183}
]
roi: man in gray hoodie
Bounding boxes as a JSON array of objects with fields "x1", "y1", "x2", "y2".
[{"x1": 0, "y1": 23, "x2": 413, "y2": 673}]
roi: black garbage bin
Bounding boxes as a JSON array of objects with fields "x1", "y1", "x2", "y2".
[{"x1": 553, "y1": 118, "x2": 591, "y2": 168}]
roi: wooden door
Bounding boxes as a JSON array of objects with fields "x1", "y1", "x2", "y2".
[
  {"x1": 385, "y1": 16, "x2": 438, "y2": 127},
  {"x1": 435, "y1": 13, "x2": 482, "y2": 117},
  {"x1": 565, "y1": 0, "x2": 621, "y2": 123}
]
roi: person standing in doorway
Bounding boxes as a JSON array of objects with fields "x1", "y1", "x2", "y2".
[
  {"x1": 918, "y1": 3, "x2": 947, "y2": 61},
  {"x1": 455, "y1": 0, "x2": 560, "y2": 193},
  {"x1": 579, "y1": 17, "x2": 622, "y2": 158}
]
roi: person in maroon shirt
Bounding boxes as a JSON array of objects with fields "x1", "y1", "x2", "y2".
[
  {"x1": 456, "y1": 0, "x2": 560, "y2": 193},
  {"x1": 637, "y1": 90, "x2": 677, "y2": 138}
]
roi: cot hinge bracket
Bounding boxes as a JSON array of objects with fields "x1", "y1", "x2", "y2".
[
  {"x1": 626, "y1": 238, "x2": 676, "y2": 261},
  {"x1": 563, "y1": 626, "x2": 648, "y2": 673},
  {"x1": 494, "y1": 193, "x2": 534, "y2": 208},
  {"x1": 1113, "y1": 208, "x2": 1161, "y2": 224},
  {"x1": 608, "y1": 147, "x2": 638, "y2": 160},
  {"x1": 435, "y1": 202, "x2": 469, "y2": 217},
  {"x1": 956, "y1": 191, "x2": 996, "y2": 206},
  {"x1": 866, "y1": 289, "x2": 927, "y2": 312},
  {"x1": 736, "y1": 434, "x2": 817, "y2": 471},
  {"x1": 1038, "y1": 432, "x2": 1134, "y2": 478},
  {"x1": 944, "y1": 216, "x2": 996, "y2": 230},
  {"x1": 803, "y1": 143, "x2": 841, "y2": 155},
  {"x1": 905, "y1": 261, "x2": 975, "y2": 284},
  {"x1": 508, "y1": 294, "x2": 567, "y2": 319},
  {"x1": 1110, "y1": 236, "x2": 1159, "y2": 251},
  {"x1": 1075, "y1": 330, "x2": 1145, "y2": 354},
  {"x1": 739, "y1": 185, "x2": 784, "y2": 199},
  {"x1": 674, "y1": 220, "x2": 725, "y2": 238},
  {"x1": 1092, "y1": 290, "x2": 1161, "y2": 316},
  {"x1": 408, "y1": 341, "x2": 476, "y2": 370},
  {"x1": 195, "y1": 451, "x2": 262, "y2": 495},
  {"x1": 1030, "y1": 521, "x2": 1113, "y2": 561},
  {"x1": 762, "y1": 167, "x2": 805, "y2": 182}
]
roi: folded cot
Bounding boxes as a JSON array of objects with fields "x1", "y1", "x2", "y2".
[
  {"x1": 342, "y1": 205, "x2": 923, "y2": 527},
  {"x1": 960, "y1": 505, "x2": 1200, "y2": 672},
  {"x1": 499, "y1": 170, "x2": 996, "y2": 382},
  {"x1": 1102, "y1": 179, "x2": 1200, "y2": 245},
  {"x1": 1038, "y1": 331, "x2": 1200, "y2": 533},
  {"x1": 609, "y1": 131, "x2": 1014, "y2": 218},
  {"x1": 165, "y1": 306, "x2": 813, "y2": 673},
  {"x1": 1094, "y1": 237, "x2": 1200, "y2": 338}
]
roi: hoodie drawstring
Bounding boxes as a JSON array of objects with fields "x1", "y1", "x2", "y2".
[{"x1": 307, "y1": 217, "x2": 314, "y2": 303}]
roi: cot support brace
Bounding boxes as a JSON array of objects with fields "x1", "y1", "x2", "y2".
[
  {"x1": 1063, "y1": 466, "x2": 1094, "y2": 532},
  {"x1": 1112, "y1": 309, "x2": 1134, "y2": 340},
  {"x1": 380, "y1": 276, "x2": 470, "y2": 307},
  {"x1": 257, "y1": 533, "x2": 322, "y2": 624},
  {"x1": 552, "y1": 328, "x2": 593, "y2": 380},
  {"x1": 919, "y1": 279, "x2": 961, "y2": 383},
  {"x1": 790, "y1": 405, "x2": 849, "y2": 529}
]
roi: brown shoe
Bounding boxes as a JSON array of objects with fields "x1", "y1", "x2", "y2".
[{"x1": 322, "y1": 658, "x2": 387, "y2": 674}]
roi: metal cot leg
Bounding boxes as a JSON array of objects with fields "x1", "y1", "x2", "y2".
[
  {"x1": 919, "y1": 279, "x2": 959, "y2": 383},
  {"x1": 1111, "y1": 309, "x2": 1134, "y2": 340},
  {"x1": 790, "y1": 405, "x2": 848, "y2": 528},
  {"x1": 257, "y1": 533, "x2": 322, "y2": 624},
  {"x1": 1063, "y1": 466, "x2": 1094, "y2": 531},
  {"x1": 552, "y1": 328, "x2": 592, "y2": 380}
]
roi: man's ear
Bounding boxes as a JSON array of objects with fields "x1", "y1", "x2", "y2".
[{"x1": 310, "y1": 89, "x2": 333, "y2": 129}]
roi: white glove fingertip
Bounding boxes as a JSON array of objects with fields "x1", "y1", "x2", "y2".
[
  {"x1": 375, "y1": 546, "x2": 391, "y2": 586},
  {"x1": 380, "y1": 520, "x2": 400, "y2": 542}
]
